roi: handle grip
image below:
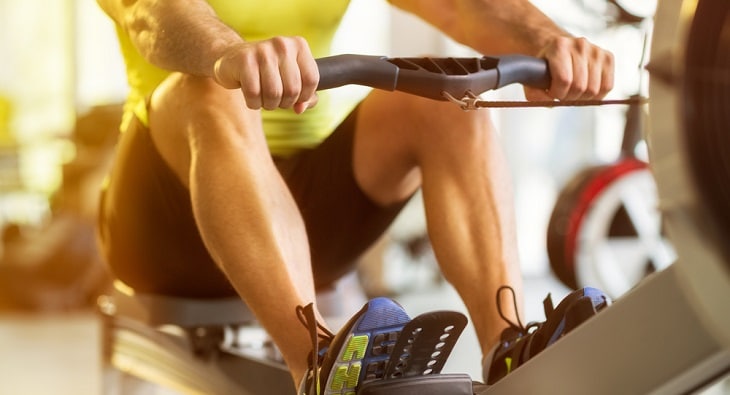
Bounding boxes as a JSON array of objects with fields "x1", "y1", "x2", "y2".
[
  {"x1": 316, "y1": 54, "x2": 550, "y2": 101},
  {"x1": 494, "y1": 55, "x2": 552, "y2": 90},
  {"x1": 316, "y1": 55, "x2": 399, "y2": 92}
]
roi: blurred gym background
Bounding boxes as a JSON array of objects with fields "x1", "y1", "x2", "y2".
[{"x1": 2, "y1": 0, "x2": 711, "y2": 394}]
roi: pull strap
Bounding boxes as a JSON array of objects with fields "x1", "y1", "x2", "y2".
[{"x1": 443, "y1": 91, "x2": 649, "y2": 110}]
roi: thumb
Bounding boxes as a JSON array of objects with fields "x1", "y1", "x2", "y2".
[
  {"x1": 213, "y1": 56, "x2": 244, "y2": 89},
  {"x1": 293, "y1": 94, "x2": 319, "y2": 114}
]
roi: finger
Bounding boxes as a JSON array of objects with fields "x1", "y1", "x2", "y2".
[
  {"x1": 524, "y1": 86, "x2": 554, "y2": 102},
  {"x1": 581, "y1": 47, "x2": 613, "y2": 99},
  {"x1": 599, "y1": 51, "x2": 615, "y2": 99},
  {"x1": 213, "y1": 56, "x2": 240, "y2": 90},
  {"x1": 259, "y1": 52, "x2": 284, "y2": 111},
  {"x1": 295, "y1": 37, "x2": 319, "y2": 109},
  {"x1": 546, "y1": 51, "x2": 572, "y2": 100},
  {"x1": 239, "y1": 56, "x2": 263, "y2": 110},
  {"x1": 271, "y1": 36, "x2": 305, "y2": 109},
  {"x1": 293, "y1": 93, "x2": 318, "y2": 114},
  {"x1": 566, "y1": 54, "x2": 588, "y2": 100},
  {"x1": 564, "y1": 39, "x2": 590, "y2": 100},
  {"x1": 278, "y1": 55, "x2": 301, "y2": 109},
  {"x1": 582, "y1": 58, "x2": 603, "y2": 100}
]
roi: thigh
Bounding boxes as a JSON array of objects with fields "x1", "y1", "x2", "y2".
[
  {"x1": 276, "y1": 107, "x2": 411, "y2": 289},
  {"x1": 99, "y1": 113, "x2": 237, "y2": 298}
]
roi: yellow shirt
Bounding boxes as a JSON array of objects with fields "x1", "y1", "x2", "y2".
[{"x1": 116, "y1": 0, "x2": 352, "y2": 156}]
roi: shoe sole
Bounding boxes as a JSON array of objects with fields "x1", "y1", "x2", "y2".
[{"x1": 324, "y1": 297, "x2": 411, "y2": 395}]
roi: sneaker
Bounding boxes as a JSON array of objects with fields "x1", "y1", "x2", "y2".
[
  {"x1": 482, "y1": 286, "x2": 611, "y2": 385},
  {"x1": 298, "y1": 297, "x2": 411, "y2": 395}
]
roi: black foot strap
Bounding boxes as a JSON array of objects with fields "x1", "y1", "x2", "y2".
[{"x1": 383, "y1": 310, "x2": 468, "y2": 379}]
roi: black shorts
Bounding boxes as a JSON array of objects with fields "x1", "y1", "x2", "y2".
[{"x1": 98, "y1": 107, "x2": 407, "y2": 298}]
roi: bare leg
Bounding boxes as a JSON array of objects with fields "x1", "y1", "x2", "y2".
[
  {"x1": 148, "y1": 73, "x2": 322, "y2": 384},
  {"x1": 352, "y1": 90, "x2": 524, "y2": 356}
]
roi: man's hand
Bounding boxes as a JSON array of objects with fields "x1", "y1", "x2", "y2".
[
  {"x1": 213, "y1": 36, "x2": 319, "y2": 114},
  {"x1": 525, "y1": 36, "x2": 614, "y2": 102}
]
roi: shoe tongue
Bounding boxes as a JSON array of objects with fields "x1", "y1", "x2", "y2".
[
  {"x1": 356, "y1": 303, "x2": 411, "y2": 332},
  {"x1": 500, "y1": 326, "x2": 524, "y2": 343}
]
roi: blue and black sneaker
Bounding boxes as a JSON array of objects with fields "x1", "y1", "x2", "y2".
[
  {"x1": 297, "y1": 297, "x2": 411, "y2": 395},
  {"x1": 482, "y1": 286, "x2": 611, "y2": 385}
]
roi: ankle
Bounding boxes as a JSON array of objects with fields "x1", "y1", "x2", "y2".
[{"x1": 291, "y1": 369, "x2": 306, "y2": 391}]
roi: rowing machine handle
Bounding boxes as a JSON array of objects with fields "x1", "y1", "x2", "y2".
[{"x1": 316, "y1": 54, "x2": 551, "y2": 101}]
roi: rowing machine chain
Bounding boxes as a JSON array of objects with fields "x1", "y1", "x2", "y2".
[{"x1": 442, "y1": 90, "x2": 649, "y2": 110}]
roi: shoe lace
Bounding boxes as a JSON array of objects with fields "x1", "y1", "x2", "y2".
[
  {"x1": 496, "y1": 286, "x2": 543, "y2": 337},
  {"x1": 296, "y1": 303, "x2": 335, "y2": 395}
]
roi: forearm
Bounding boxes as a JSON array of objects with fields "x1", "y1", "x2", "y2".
[
  {"x1": 98, "y1": 0, "x2": 243, "y2": 77},
  {"x1": 389, "y1": 0, "x2": 569, "y2": 56}
]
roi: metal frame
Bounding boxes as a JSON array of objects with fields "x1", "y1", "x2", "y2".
[
  {"x1": 481, "y1": 265, "x2": 729, "y2": 395},
  {"x1": 98, "y1": 283, "x2": 295, "y2": 395}
]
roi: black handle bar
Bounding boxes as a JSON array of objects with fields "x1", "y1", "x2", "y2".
[{"x1": 316, "y1": 54, "x2": 551, "y2": 101}]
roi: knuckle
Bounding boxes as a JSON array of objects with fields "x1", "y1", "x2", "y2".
[
  {"x1": 270, "y1": 36, "x2": 308, "y2": 56},
  {"x1": 262, "y1": 97, "x2": 279, "y2": 110},
  {"x1": 274, "y1": 38, "x2": 294, "y2": 57},
  {"x1": 603, "y1": 50, "x2": 615, "y2": 68},
  {"x1": 291, "y1": 35, "x2": 309, "y2": 49},
  {"x1": 263, "y1": 85, "x2": 283, "y2": 100},
  {"x1": 553, "y1": 35, "x2": 570, "y2": 47},
  {"x1": 241, "y1": 85, "x2": 261, "y2": 102},
  {"x1": 586, "y1": 84, "x2": 601, "y2": 97},
  {"x1": 591, "y1": 46, "x2": 607, "y2": 62},
  {"x1": 574, "y1": 36, "x2": 589, "y2": 51},
  {"x1": 270, "y1": 35, "x2": 288, "y2": 49},
  {"x1": 254, "y1": 46, "x2": 271, "y2": 65},
  {"x1": 553, "y1": 69, "x2": 571, "y2": 87},
  {"x1": 551, "y1": 37, "x2": 571, "y2": 56},
  {"x1": 301, "y1": 68, "x2": 319, "y2": 87},
  {"x1": 281, "y1": 86, "x2": 300, "y2": 105},
  {"x1": 570, "y1": 84, "x2": 587, "y2": 97}
]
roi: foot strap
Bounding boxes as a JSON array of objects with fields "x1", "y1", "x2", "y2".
[{"x1": 383, "y1": 310, "x2": 468, "y2": 379}]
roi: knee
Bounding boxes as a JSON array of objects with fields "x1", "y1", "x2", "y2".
[
  {"x1": 151, "y1": 73, "x2": 256, "y2": 143},
  {"x1": 149, "y1": 74, "x2": 262, "y2": 176},
  {"x1": 155, "y1": 73, "x2": 242, "y2": 117},
  {"x1": 396, "y1": 93, "x2": 497, "y2": 152},
  {"x1": 359, "y1": 90, "x2": 499, "y2": 169}
]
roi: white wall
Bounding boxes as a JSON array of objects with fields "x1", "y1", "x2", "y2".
[
  {"x1": 75, "y1": 0, "x2": 128, "y2": 111},
  {"x1": 0, "y1": 0, "x2": 78, "y2": 199}
]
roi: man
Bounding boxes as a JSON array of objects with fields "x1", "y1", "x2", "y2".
[{"x1": 96, "y1": 0, "x2": 613, "y2": 393}]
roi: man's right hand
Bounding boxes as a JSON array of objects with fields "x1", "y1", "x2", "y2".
[{"x1": 213, "y1": 36, "x2": 320, "y2": 114}]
